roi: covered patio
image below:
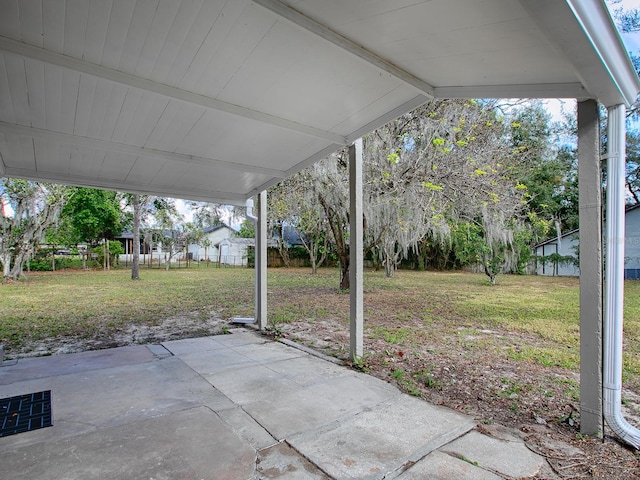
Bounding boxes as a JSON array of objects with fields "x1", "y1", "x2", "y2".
[
  {"x1": 1, "y1": 0, "x2": 640, "y2": 466},
  {"x1": 1, "y1": 329, "x2": 555, "y2": 479}
]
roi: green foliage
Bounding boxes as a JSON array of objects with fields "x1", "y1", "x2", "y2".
[
  {"x1": 91, "y1": 241, "x2": 125, "y2": 267},
  {"x1": 236, "y1": 220, "x2": 255, "y2": 239},
  {"x1": 62, "y1": 188, "x2": 127, "y2": 245},
  {"x1": 27, "y1": 249, "x2": 77, "y2": 271}
]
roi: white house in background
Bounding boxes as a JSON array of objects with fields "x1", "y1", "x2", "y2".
[
  {"x1": 218, "y1": 238, "x2": 253, "y2": 266},
  {"x1": 188, "y1": 224, "x2": 236, "y2": 262},
  {"x1": 534, "y1": 205, "x2": 640, "y2": 278},
  {"x1": 217, "y1": 237, "x2": 281, "y2": 266}
]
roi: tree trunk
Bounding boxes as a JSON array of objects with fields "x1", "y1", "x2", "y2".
[
  {"x1": 2, "y1": 253, "x2": 11, "y2": 282},
  {"x1": 319, "y1": 193, "x2": 349, "y2": 290},
  {"x1": 132, "y1": 193, "x2": 141, "y2": 280},
  {"x1": 339, "y1": 261, "x2": 349, "y2": 290}
]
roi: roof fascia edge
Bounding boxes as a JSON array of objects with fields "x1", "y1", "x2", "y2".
[
  {"x1": 252, "y1": 0, "x2": 435, "y2": 98},
  {"x1": 565, "y1": 0, "x2": 640, "y2": 107},
  {"x1": 0, "y1": 36, "x2": 346, "y2": 145},
  {"x1": 434, "y1": 83, "x2": 588, "y2": 99}
]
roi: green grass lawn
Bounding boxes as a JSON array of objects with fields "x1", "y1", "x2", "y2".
[{"x1": 1, "y1": 267, "x2": 639, "y2": 389}]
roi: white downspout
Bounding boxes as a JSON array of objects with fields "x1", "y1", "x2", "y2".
[
  {"x1": 603, "y1": 103, "x2": 640, "y2": 448},
  {"x1": 231, "y1": 198, "x2": 259, "y2": 324}
]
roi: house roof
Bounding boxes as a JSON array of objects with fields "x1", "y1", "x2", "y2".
[
  {"x1": 0, "y1": 0, "x2": 638, "y2": 204},
  {"x1": 202, "y1": 224, "x2": 233, "y2": 235},
  {"x1": 533, "y1": 204, "x2": 640, "y2": 248},
  {"x1": 533, "y1": 229, "x2": 580, "y2": 249},
  {"x1": 218, "y1": 237, "x2": 279, "y2": 248}
]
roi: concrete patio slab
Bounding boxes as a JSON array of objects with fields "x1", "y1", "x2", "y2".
[
  {"x1": 0, "y1": 331, "x2": 550, "y2": 480},
  {"x1": 0, "y1": 345, "x2": 157, "y2": 384},
  {"x1": 266, "y1": 354, "x2": 352, "y2": 386},
  {"x1": 176, "y1": 346, "x2": 261, "y2": 375},
  {"x1": 0, "y1": 406, "x2": 256, "y2": 480},
  {"x1": 160, "y1": 335, "x2": 226, "y2": 355},
  {"x1": 218, "y1": 406, "x2": 278, "y2": 450},
  {"x1": 441, "y1": 429, "x2": 547, "y2": 478},
  {"x1": 395, "y1": 451, "x2": 502, "y2": 479},
  {"x1": 0, "y1": 355, "x2": 224, "y2": 450},
  {"x1": 205, "y1": 363, "x2": 302, "y2": 405},
  {"x1": 241, "y1": 372, "x2": 401, "y2": 440},
  {"x1": 256, "y1": 441, "x2": 331, "y2": 479},
  {"x1": 288, "y1": 394, "x2": 477, "y2": 479}
]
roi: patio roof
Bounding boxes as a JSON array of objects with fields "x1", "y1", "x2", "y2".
[{"x1": 0, "y1": 0, "x2": 638, "y2": 204}]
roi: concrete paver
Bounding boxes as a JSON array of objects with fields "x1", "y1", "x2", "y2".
[
  {"x1": 441, "y1": 429, "x2": 547, "y2": 478},
  {"x1": 256, "y1": 442, "x2": 330, "y2": 479},
  {"x1": 396, "y1": 451, "x2": 502, "y2": 479},
  {"x1": 288, "y1": 395, "x2": 477, "y2": 479},
  {"x1": 218, "y1": 406, "x2": 278, "y2": 450},
  {"x1": 0, "y1": 331, "x2": 550, "y2": 480},
  {"x1": 240, "y1": 373, "x2": 401, "y2": 440}
]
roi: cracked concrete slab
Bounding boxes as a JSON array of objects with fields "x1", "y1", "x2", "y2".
[
  {"x1": 288, "y1": 394, "x2": 476, "y2": 479},
  {"x1": 440, "y1": 429, "x2": 547, "y2": 479},
  {"x1": 219, "y1": 406, "x2": 278, "y2": 450},
  {"x1": 255, "y1": 442, "x2": 330, "y2": 479},
  {"x1": 395, "y1": 451, "x2": 502, "y2": 479}
]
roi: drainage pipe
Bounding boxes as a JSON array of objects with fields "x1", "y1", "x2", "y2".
[{"x1": 603, "y1": 103, "x2": 640, "y2": 448}]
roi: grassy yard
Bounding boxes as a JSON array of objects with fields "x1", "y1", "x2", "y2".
[
  {"x1": 1, "y1": 267, "x2": 639, "y2": 388},
  {"x1": 4, "y1": 267, "x2": 639, "y2": 477}
]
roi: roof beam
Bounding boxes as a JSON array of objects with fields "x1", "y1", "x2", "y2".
[
  {"x1": 0, "y1": 35, "x2": 346, "y2": 145},
  {"x1": 0, "y1": 122, "x2": 288, "y2": 178},
  {"x1": 252, "y1": 0, "x2": 435, "y2": 98}
]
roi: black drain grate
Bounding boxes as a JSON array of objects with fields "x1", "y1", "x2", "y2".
[{"x1": 0, "y1": 391, "x2": 52, "y2": 438}]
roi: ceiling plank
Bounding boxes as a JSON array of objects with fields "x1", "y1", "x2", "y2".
[
  {"x1": 253, "y1": 0, "x2": 435, "y2": 99},
  {"x1": 0, "y1": 35, "x2": 347, "y2": 145},
  {"x1": 0, "y1": 122, "x2": 288, "y2": 178}
]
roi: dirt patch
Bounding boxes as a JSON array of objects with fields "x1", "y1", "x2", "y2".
[{"x1": 10, "y1": 311, "x2": 229, "y2": 358}]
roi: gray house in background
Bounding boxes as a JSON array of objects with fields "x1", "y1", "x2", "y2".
[
  {"x1": 534, "y1": 229, "x2": 580, "y2": 277},
  {"x1": 534, "y1": 205, "x2": 640, "y2": 278}
]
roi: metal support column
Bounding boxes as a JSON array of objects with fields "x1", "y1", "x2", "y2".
[
  {"x1": 577, "y1": 99, "x2": 603, "y2": 436},
  {"x1": 349, "y1": 139, "x2": 364, "y2": 361},
  {"x1": 256, "y1": 190, "x2": 268, "y2": 330}
]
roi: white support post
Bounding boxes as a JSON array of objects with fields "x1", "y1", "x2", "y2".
[
  {"x1": 577, "y1": 100, "x2": 603, "y2": 436},
  {"x1": 603, "y1": 104, "x2": 640, "y2": 448},
  {"x1": 349, "y1": 139, "x2": 364, "y2": 361},
  {"x1": 256, "y1": 190, "x2": 268, "y2": 330}
]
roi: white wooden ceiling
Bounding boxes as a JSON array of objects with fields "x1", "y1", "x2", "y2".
[{"x1": 0, "y1": 0, "x2": 638, "y2": 204}]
